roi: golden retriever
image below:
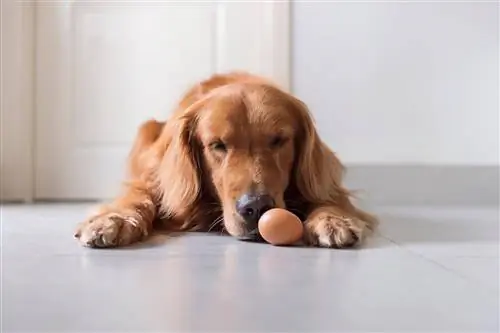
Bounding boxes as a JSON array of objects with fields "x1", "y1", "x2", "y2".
[{"x1": 74, "y1": 72, "x2": 377, "y2": 248}]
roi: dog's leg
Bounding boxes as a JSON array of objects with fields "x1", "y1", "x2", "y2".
[
  {"x1": 303, "y1": 205, "x2": 377, "y2": 248},
  {"x1": 74, "y1": 186, "x2": 156, "y2": 248},
  {"x1": 74, "y1": 120, "x2": 164, "y2": 248}
]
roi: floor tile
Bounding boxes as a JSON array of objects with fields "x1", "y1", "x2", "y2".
[
  {"x1": 433, "y1": 256, "x2": 499, "y2": 292},
  {"x1": 376, "y1": 206, "x2": 499, "y2": 258}
]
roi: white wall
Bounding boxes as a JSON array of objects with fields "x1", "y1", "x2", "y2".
[{"x1": 292, "y1": 2, "x2": 499, "y2": 166}]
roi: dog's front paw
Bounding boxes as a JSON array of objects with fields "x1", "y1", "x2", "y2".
[
  {"x1": 304, "y1": 211, "x2": 366, "y2": 248},
  {"x1": 74, "y1": 212, "x2": 147, "y2": 248}
]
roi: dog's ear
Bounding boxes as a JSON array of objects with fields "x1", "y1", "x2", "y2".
[
  {"x1": 158, "y1": 101, "x2": 204, "y2": 217},
  {"x1": 289, "y1": 96, "x2": 350, "y2": 205}
]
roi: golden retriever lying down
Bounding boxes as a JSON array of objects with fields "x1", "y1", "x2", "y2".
[{"x1": 75, "y1": 72, "x2": 377, "y2": 248}]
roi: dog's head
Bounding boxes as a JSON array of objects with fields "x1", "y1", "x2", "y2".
[{"x1": 160, "y1": 82, "x2": 344, "y2": 239}]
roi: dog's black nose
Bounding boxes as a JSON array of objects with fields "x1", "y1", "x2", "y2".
[{"x1": 236, "y1": 193, "x2": 275, "y2": 228}]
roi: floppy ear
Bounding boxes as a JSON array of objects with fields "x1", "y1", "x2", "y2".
[
  {"x1": 290, "y1": 96, "x2": 350, "y2": 205},
  {"x1": 158, "y1": 102, "x2": 204, "y2": 217}
]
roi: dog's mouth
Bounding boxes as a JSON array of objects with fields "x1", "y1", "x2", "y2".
[{"x1": 237, "y1": 228, "x2": 265, "y2": 242}]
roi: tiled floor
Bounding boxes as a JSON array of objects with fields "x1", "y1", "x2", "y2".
[{"x1": 1, "y1": 204, "x2": 499, "y2": 332}]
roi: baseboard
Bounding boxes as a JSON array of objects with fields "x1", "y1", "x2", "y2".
[{"x1": 343, "y1": 164, "x2": 499, "y2": 207}]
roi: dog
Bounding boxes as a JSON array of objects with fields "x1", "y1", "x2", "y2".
[{"x1": 74, "y1": 72, "x2": 377, "y2": 248}]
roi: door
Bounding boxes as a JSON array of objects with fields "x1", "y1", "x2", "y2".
[{"x1": 35, "y1": 1, "x2": 289, "y2": 200}]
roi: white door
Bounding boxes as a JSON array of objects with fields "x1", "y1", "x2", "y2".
[{"x1": 35, "y1": 1, "x2": 289, "y2": 200}]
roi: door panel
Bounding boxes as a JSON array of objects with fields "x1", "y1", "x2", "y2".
[
  {"x1": 0, "y1": 0, "x2": 34, "y2": 201},
  {"x1": 72, "y1": 6, "x2": 214, "y2": 144},
  {"x1": 35, "y1": 1, "x2": 289, "y2": 200}
]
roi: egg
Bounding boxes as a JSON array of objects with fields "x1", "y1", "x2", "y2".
[{"x1": 258, "y1": 208, "x2": 304, "y2": 246}]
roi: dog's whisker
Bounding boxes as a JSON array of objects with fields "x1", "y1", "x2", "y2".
[
  {"x1": 207, "y1": 221, "x2": 219, "y2": 232},
  {"x1": 207, "y1": 215, "x2": 224, "y2": 232}
]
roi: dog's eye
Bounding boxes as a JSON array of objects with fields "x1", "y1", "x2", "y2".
[
  {"x1": 210, "y1": 141, "x2": 227, "y2": 152},
  {"x1": 270, "y1": 136, "x2": 287, "y2": 149}
]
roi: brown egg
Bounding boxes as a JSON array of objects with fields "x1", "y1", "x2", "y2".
[{"x1": 258, "y1": 208, "x2": 304, "y2": 246}]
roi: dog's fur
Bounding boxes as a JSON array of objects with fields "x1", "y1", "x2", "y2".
[{"x1": 75, "y1": 72, "x2": 377, "y2": 248}]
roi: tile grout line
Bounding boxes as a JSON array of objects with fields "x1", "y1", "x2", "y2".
[{"x1": 377, "y1": 232, "x2": 499, "y2": 297}]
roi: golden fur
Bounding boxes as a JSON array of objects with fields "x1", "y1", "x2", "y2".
[{"x1": 75, "y1": 72, "x2": 377, "y2": 248}]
